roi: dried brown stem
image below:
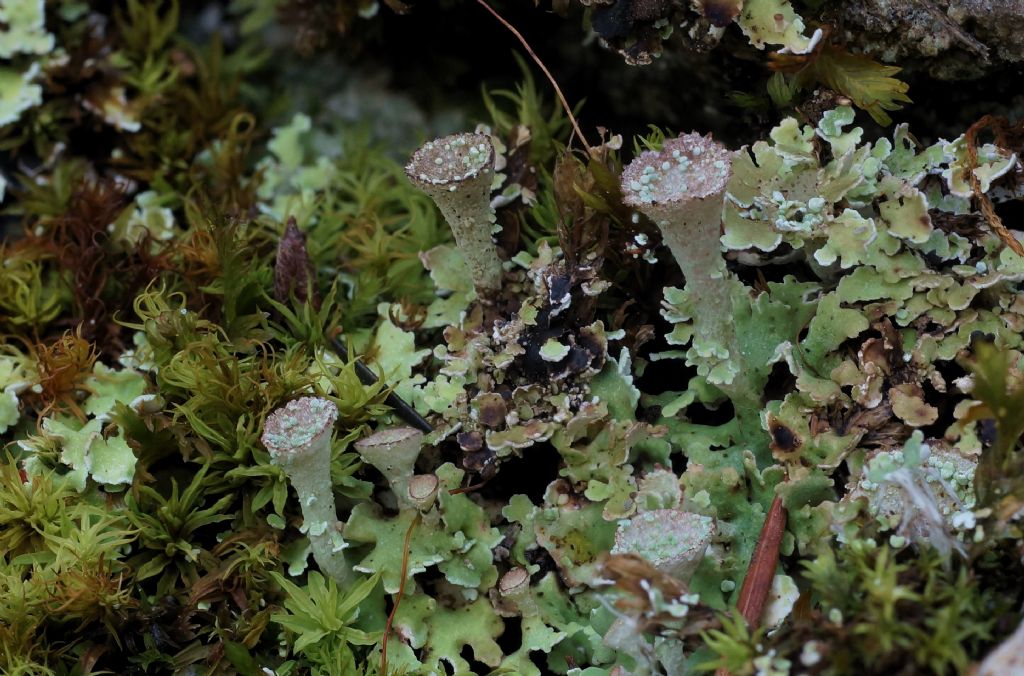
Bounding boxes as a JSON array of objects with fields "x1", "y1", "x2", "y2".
[
  {"x1": 715, "y1": 495, "x2": 787, "y2": 676},
  {"x1": 381, "y1": 512, "x2": 420, "y2": 675},
  {"x1": 473, "y1": 0, "x2": 593, "y2": 155},
  {"x1": 964, "y1": 115, "x2": 1024, "y2": 257},
  {"x1": 737, "y1": 495, "x2": 787, "y2": 626}
]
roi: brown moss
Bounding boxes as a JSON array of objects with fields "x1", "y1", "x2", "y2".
[{"x1": 25, "y1": 328, "x2": 98, "y2": 421}]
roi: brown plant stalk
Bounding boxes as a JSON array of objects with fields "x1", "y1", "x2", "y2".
[
  {"x1": 716, "y1": 495, "x2": 787, "y2": 676},
  {"x1": 964, "y1": 115, "x2": 1024, "y2": 257},
  {"x1": 473, "y1": 0, "x2": 593, "y2": 155}
]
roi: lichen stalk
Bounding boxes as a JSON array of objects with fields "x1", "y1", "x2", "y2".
[
  {"x1": 354, "y1": 426, "x2": 424, "y2": 510},
  {"x1": 405, "y1": 132, "x2": 503, "y2": 295},
  {"x1": 621, "y1": 133, "x2": 734, "y2": 342},
  {"x1": 261, "y1": 397, "x2": 349, "y2": 584},
  {"x1": 498, "y1": 567, "x2": 539, "y2": 617},
  {"x1": 621, "y1": 133, "x2": 760, "y2": 425}
]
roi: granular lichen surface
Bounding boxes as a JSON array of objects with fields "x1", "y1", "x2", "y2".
[{"x1": 262, "y1": 396, "x2": 339, "y2": 454}]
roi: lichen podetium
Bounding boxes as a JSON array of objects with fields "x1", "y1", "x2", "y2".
[{"x1": 262, "y1": 397, "x2": 350, "y2": 584}]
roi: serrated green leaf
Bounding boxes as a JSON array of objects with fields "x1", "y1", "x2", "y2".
[{"x1": 809, "y1": 46, "x2": 911, "y2": 126}]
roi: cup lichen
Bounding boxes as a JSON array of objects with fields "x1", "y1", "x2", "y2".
[
  {"x1": 621, "y1": 133, "x2": 762, "y2": 426},
  {"x1": 261, "y1": 396, "x2": 350, "y2": 584},
  {"x1": 3, "y1": 4, "x2": 1024, "y2": 673},
  {"x1": 611, "y1": 508, "x2": 716, "y2": 581},
  {"x1": 353, "y1": 426, "x2": 424, "y2": 510},
  {"x1": 406, "y1": 132, "x2": 503, "y2": 296}
]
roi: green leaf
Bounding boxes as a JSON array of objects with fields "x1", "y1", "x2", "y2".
[
  {"x1": 222, "y1": 641, "x2": 261, "y2": 676},
  {"x1": 336, "y1": 569, "x2": 382, "y2": 618},
  {"x1": 964, "y1": 343, "x2": 1024, "y2": 505},
  {"x1": 88, "y1": 433, "x2": 137, "y2": 486},
  {"x1": 735, "y1": 0, "x2": 812, "y2": 52},
  {"x1": 419, "y1": 597, "x2": 505, "y2": 672},
  {"x1": 766, "y1": 71, "x2": 796, "y2": 108},
  {"x1": 0, "y1": 390, "x2": 20, "y2": 435},
  {"x1": 808, "y1": 46, "x2": 911, "y2": 126},
  {"x1": 589, "y1": 348, "x2": 641, "y2": 422},
  {"x1": 270, "y1": 570, "x2": 383, "y2": 659},
  {"x1": 367, "y1": 317, "x2": 431, "y2": 403}
]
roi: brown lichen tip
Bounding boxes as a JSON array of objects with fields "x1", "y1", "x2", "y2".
[
  {"x1": 498, "y1": 567, "x2": 530, "y2": 595},
  {"x1": 497, "y1": 566, "x2": 539, "y2": 617},
  {"x1": 621, "y1": 133, "x2": 733, "y2": 215},
  {"x1": 405, "y1": 132, "x2": 494, "y2": 190},
  {"x1": 407, "y1": 473, "x2": 440, "y2": 510},
  {"x1": 261, "y1": 396, "x2": 338, "y2": 459}
]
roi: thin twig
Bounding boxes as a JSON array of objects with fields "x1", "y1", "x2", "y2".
[
  {"x1": 915, "y1": 0, "x2": 989, "y2": 58},
  {"x1": 964, "y1": 115, "x2": 1024, "y2": 258},
  {"x1": 474, "y1": 0, "x2": 594, "y2": 156},
  {"x1": 328, "y1": 335, "x2": 433, "y2": 433},
  {"x1": 449, "y1": 478, "x2": 491, "y2": 495},
  {"x1": 736, "y1": 495, "x2": 787, "y2": 626}
]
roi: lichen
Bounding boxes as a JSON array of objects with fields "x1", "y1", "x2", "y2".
[
  {"x1": 1, "y1": 4, "x2": 1023, "y2": 675},
  {"x1": 0, "y1": 0, "x2": 53, "y2": 126},
  {"x1": 406, "y1": 132, "x2": 504, "y2": 295}
]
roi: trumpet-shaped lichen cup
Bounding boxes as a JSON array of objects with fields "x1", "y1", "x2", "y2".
[
  {"x1": 621, "y1": 133, "x2": 761, "y2": 425},
  {"x1": 354, "y1": 426, "x2": 424, "y2": 510},
  {"x1": 262, "y1": 396, "x2": 349, "y2": 583},
  {"x1": 406, "y1": 132, "x2": 503, "y2": 296}
]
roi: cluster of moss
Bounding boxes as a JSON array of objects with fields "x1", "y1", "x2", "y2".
[{"x1": 1, "y1": 1, "x2": 1023, "y2": 675}]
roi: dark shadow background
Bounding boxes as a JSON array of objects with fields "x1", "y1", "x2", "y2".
[{"x1": 330, "y1": 0, "x2": 1024, "y2": 147}]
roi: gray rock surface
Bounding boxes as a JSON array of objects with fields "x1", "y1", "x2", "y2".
[{"x1": 833, "y1": 0, "x2": 1024, "y2": 79}]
